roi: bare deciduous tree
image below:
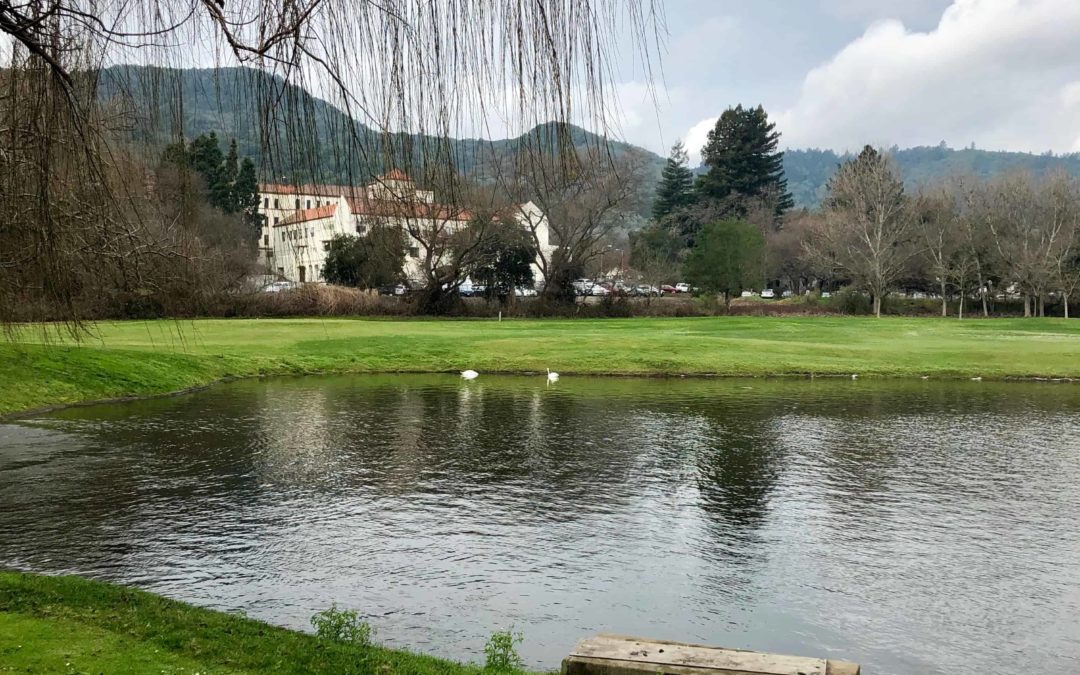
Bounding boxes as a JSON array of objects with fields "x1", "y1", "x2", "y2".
[
  {"x1": 806, "y1": 146, "x2": 916, "y2": 317},
  {"x1": 509, "y1": 145, "x2": 648, "y2": 301}
]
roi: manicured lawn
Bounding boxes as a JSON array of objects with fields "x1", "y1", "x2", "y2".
[
  {"x1": 0, "y1": 572, "x2": 522, "y2": 674},
  {"x1": 3, "y1": 316, "x2": 1080, "y2": 416}
]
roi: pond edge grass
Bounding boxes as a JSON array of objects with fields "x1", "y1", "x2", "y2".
[{"x1": 0, "y1": 570, "x2": 541, "y2": 674}]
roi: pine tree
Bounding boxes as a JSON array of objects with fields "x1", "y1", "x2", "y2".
[
  {"x1": 651, "y1": 141, "x2": 695, "y2": 221},
  {"x1": 697, "y1": 105, "x2": 793, "y2": 215},
  {"x1": 234, "y1": 157, "x2": 262, "y2": 238},
  {"x1": 221, "y1": 140, "x2": 240, "y2": 213},
  {"x1": 188, "y1": 133, "x2": 230, "y2": 211}
]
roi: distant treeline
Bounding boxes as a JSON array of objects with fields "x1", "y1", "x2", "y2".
[{"x1": 784, "y1": 145, "x2": 1080, "y2": 208}]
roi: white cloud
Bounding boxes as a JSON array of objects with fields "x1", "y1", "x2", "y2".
[
  {"x1": 684, "y1": 0, "x2": 1080, "y2": 155},
  {"x1": 685, "y1": 117, "x2": 718, "y2": 166}
]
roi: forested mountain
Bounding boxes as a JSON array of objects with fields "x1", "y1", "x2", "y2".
[
  {"x1": 96, "y1": 65, "x2": 664, "y2": 186},
  {"x1": 784, "y1": 145, "x2": 1080, "y2": 207},
  {"x1": 97, "y1": 65, "x2": 1080, "y2": 210}
]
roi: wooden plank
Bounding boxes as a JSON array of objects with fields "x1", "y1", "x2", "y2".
[{"x1": 566, "y1": 634, "x2": 828, "y2": 675}]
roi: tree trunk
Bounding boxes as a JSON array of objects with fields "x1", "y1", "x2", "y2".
[
  {"x1": 1024, "y1": 295, "x2": 1031, "y2": 317},
  {"x1": 982, "y1": 287, "x2": 989, "y2": 317},
  {"x1": 958, "y1": 292, "x2": 964, "y2": 320},
  {"x1": 941, "y1": 280, "x2": 947, "y2": 317},
  {"x1": 1065, "y1": 293, "x2": 1070, "y2": 319},
  {"x1": 873, "y1": 294, "x2": 882, "y2": 318},
  {"x1": 1038, "y1": 294, "x2": 1045, "y2": 317}
]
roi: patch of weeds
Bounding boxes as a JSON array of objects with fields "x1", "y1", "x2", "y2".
[
  {"x1": 310, "y1": 604, "x2": 374, "y2": 647},
  {"x1": 483, "y1": 628, "x2": 524, "y2": 673}
]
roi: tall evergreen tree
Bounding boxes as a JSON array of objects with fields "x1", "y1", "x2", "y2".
[
  {"x1": 234, "y1": 158, "x2": 262, "y2": 238},
  {"x1": 697, "y1": 105, "x2": 793, "y2": 215},
  {"x1": 221, "y1": 140, "x2": 240, "y2": 212},
  {"x1": 652, "y1": 141, "x2": 696, "y2": 221}
]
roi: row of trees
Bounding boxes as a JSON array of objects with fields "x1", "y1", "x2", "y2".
[
  {"x1": 635, "y1": 104, "x2": 1080, "y2": 318},
  {"x1": 807, "y1": 146, "x2": 1080, "y2": 317}
]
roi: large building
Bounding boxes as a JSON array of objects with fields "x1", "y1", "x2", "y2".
[{"x1": 257, "y1": 171, "x2": 555, "y2": 286}]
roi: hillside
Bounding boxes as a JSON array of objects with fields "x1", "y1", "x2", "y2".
[
  {"x1": 784, "y1": 145, "x2": 1080, "y2": 207},
  {"x1": 96, "y1": 65, "x2": 1080, "y2": 210},
  {"x1": 96, "y1": 65, "x2": 665, "y2": 186}
]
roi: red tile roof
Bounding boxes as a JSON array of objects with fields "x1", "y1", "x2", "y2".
[
  {"x1": 346, "y1": 197, "x2": 472, "y2": 222},
  {"x1": 378, "y1": 169, "x2": 412, "y2": 182},
  {"x1": 278, "y1": 204, "x2": 338, "y2": 226},
  {"x1": 260, "y1": 183, "x2": 365, "y2": 198}
]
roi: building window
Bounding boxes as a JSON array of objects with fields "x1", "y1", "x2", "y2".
[
  {"x1": 273, "y1": 216, "x2": 280, "y2": 226},
  {"x1": 277, "y1": 267, "x2": 284, "y2": 275},
  {"x1": 306, "y1": 200, "x2": 311, "y2": 209},
  {"x1": 273, "y1": 198, "x2": 279, "y2": 208},
  {"x1": 298, "y1": 266, "x2": 306, "y2": 283},
  {"x1": 323, "y1": 241, "x2": 331, "y2": 252},
  {"x1": 409, "y1": 246, "x2": 420, "y2": 258},
  {"x1": 309, "y1": 229, "x2": 314, "y2": 237},
  {"x1": 295, "y1": 198, "x2": 301, "y2": 209},
  {"x1": 355, "y1": 225, "x2": 366, "y2": 235},
  {"x1": 263, "y1": 197, "x2": 268, "y2": 208},
  {"x1": 263, "y1": 234, "x2": 269, "y2": 246}
]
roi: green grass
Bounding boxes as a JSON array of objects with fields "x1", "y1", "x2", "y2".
[
  {"x1": 0, "y1": 572, "x2": 528, "y2": 674},
  {"x1": 3, "y1": 316, "x2": 1080, "y2": 416}
]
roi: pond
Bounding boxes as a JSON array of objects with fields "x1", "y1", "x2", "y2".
[{"x1": 2, "y1": 375, "x2": 1080, "y2": 674}]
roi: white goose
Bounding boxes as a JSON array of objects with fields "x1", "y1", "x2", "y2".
[
  {"x1": 547, "y1": 368, "x2": 560, "y2": 383},
  {"x1": 461, "y1": 370, "x2": 479, "y2": 380}
]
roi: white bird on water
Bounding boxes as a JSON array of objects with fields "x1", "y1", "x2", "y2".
[
  {"x1": 461, "y1": 369, "x2": 479, "y2": 380},
  {"x1": 547, "y1": 368, "x2": 560, "y2": 383}
]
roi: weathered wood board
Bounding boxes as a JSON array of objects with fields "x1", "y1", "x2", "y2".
[{"x1": 562, "y1": 634, "x2": 860, "y2": 675}]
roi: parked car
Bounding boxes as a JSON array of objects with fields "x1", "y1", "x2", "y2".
[
  {"x1": 590, "y1": 284, "x2": 611, "y2": 296},
  {"x1": 514, "y1": 287, "x2": 538, "y2": 297},
  {"x1": 821, "y1": 291, "x2": 832, "y2": 298},
  {"x1": 572, "y1": 278, "x2": 594, "y2": 295},
  {"x1": 634, "y1": 284, "x2": 660, "y2": 296},
  {"x1": 261, "y1": 281, "x2": 299, "y2": 293},
  {"x1": 379, "y1": 283, "x2": 408, "y2": 296},
  {"x1": 660, "y1": 284, "x2": 678, "y2": 295},
  {"x1": 761, "y1": 288, "x2": 776, "y2": 299},
  {"x1": 675, "y1": 282, "x2": 691, "y2": 293},
  {"x1": 458, "y1": 279, "x2": 475, "y2": 296},
  {"x1": 740, "y1": 290, "x2": 753, "y2": 298},
  {"x1": 782, "y1": 290, "x2": 793, "y2": 298}
]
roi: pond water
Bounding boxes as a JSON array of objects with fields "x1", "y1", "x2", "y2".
[{"x1": 2, "y1": 375, "x2": 1080, "y2": 674}]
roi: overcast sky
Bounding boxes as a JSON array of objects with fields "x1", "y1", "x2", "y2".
[
  {"x1": 612, "y1": 0, "x2": 1080, "y2": 163},
  {"x1": 3, "y1": 0, "x2": 1076, "y2": 161}
]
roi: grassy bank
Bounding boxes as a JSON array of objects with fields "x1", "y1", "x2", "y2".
[
  {"x1": 0, "y1": 571, "x2": 530, "y2": 674},
  {"x1": 3, "y1": 316, "x2": 1080, "y2": 416}
]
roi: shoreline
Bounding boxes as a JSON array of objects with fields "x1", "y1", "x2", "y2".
[
  {"x1": 3, "y1": 366, "x2": 1077, "y2": 422},
  {"x1": 3, "y1": 316, "x2": 1080, "y2": 418},
  {"x1": 0, "y1": 571, "x2": 538, "y2": 674}
]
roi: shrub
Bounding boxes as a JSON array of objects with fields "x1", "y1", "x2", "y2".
[
  {"x1": 483, "y1": 629, "x2": 524, "y2": 673},
  {"x1": 310, "y1": 604, "x2": 374, "y2": 647}
]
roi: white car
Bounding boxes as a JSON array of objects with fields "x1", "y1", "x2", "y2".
[
  {"x1": 740, "y1": 290, "x2": 753, "y2": 298},
  {"x1": 572, "y1": 278, "x2": 594, "y2": 295},
  {"x1": 590, "y1": 284, "x2": 611, "y2": 296},
  {"x1": 675, "y1": 282, "x2": 691, "y2": 293},
  {"x1": 261, "y1": 281, "x2": 299, "y2": 293},
  {"x1": 514, "y1": 287, "x2": 538, "y2": 297},
  {"x1": 761, "y1": 289, "x2": 776, "y2": 299}
]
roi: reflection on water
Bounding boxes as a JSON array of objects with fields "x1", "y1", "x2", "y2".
[{"x1": 3, "y1": 375, "x2": 1080, "y2": 674}]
